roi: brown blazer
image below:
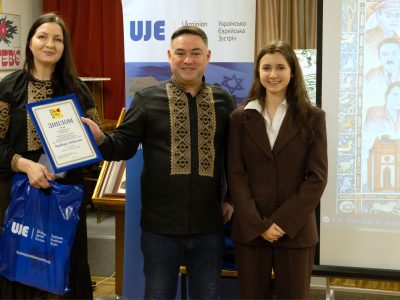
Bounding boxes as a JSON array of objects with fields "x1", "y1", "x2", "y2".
[{"x1": 227, "y1": 105, "x2": 328, "y2": 248}]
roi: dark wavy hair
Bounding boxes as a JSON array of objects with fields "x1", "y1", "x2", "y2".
[
  {"x1": 244, "y1": 40, "x2": 314, "y2": 140},
  {"x1": 24, "y1": 13, "x2": 79, "y2": 96},
  {"x1": 171, "y1": 26, "x2": 208, "y2": 46}
]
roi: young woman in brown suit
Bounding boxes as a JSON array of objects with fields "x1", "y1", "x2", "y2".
[{"x1": 228, "y1": 40, "x2": 328, "y2": 299}]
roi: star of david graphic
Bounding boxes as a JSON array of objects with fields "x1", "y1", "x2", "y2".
[{"x1": 221, "y1": 74, "x2": 244, "y2": 94}]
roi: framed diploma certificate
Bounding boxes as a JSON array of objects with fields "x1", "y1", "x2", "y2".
[{"x1": 26, "y1": 94, "x2": 103, "y2": 173}]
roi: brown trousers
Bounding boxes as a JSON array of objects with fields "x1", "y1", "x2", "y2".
[{"x1": 234, "y1": 243, "x2": 315, "y2": 299}]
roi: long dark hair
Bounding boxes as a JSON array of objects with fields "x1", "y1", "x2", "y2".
[
  {"x1": 24, "y1": 13, "x2": 80, "y2": 96},
  {"x1": 245, "y1": 40, "x2": 314, "y2": 140}
]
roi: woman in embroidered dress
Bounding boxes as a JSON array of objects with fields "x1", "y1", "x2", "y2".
[{"x1": 0, "y1": 13, "x2": 99, "y2": 299}]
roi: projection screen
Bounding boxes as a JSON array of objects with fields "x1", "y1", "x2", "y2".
[{"x1": 319, "y1": 0, "x2": 400, "y2": 276}]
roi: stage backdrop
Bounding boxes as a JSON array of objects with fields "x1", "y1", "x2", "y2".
[{"x1": 121, "y1": 0, "x2": 256, "y2": 298}]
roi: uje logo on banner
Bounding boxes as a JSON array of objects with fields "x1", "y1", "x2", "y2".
[{"x1": 130, "y1": 20, "x2": 165, "y2": 41}]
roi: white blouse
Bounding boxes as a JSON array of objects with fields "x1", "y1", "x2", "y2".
[{"x1": 244, "y1": 99, "x2": 287, "y2": 149}]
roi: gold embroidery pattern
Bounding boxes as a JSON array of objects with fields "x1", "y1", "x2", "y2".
[
  {"x1": 167, "y1": 82, "x2": 216, "y2": 177},
  {"x1": 27, "y1": 81, "x2": 53, "y2": 151},
  {"x1": 167, "y1": 83, "x2": 191, "y2": 175},
  {"x1": 0, "y1": 101, "x2": 10, "y2": 139},
  {"x1": 197, "y1": 86, "x2": 216, "y2": 177},
  {"x1": 11, "y1": 154, "x2": 22, "y2": 173},
  {"x1": 95, "y1": 133, "x2": 106, "y2": 146},
  {"x1": 85, "y1": 107, "x2": 102, "y2": 127}
]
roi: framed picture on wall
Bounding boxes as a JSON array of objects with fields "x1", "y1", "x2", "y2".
[
  {"x1": 294, "y1": 49, "x2": 317, "y2": 105},
  {"x1": 0, "y1": 14, "x2": 22, "y2": 70}
]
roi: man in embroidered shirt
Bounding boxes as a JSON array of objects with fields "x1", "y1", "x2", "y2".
[{"x1": 82, "y1": 26, "x2": 234, "y2": 299}]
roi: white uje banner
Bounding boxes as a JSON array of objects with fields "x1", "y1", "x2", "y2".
[
  {"x1": 122, "y1": 0, "x2": 255, "y2": 62},
  {"x1": 121, "y1": 0, "x2": 255, "y2": 298}
]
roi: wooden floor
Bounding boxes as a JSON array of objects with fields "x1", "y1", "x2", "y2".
[
  {"x1": 92, "y1": 276, "x2": 117, "y2": 300},
  {"x1": 92, "y1": 276, "x2": 400, "y2": 300}
]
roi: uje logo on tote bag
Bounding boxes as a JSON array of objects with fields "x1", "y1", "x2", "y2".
[
  {"x1": 11, "y1": 222, "x2": 29, "y2": 237},
  {"x1": 0, "y1": 174, "x2": 83, "y2": 295}
]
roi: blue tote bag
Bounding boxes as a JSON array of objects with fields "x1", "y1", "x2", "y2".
[{"x1": 0, "y1": 173, "x2": 83, "y2": 295}]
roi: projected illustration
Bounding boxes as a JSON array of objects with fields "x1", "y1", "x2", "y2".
[{"x1": 336, "y1": 0, "x2": 400, "y2": 217}]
